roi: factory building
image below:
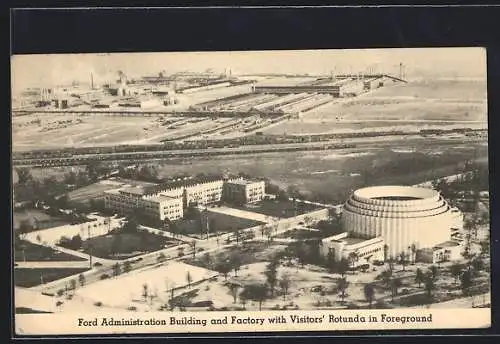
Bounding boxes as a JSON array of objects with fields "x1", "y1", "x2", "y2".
[
  {"x1": 253, "y1": 85, "x2": 341, "y2": 96},
  {"x1": 223, "y1": 179, "x2": 266, "y2": 205},
  {"x1": 342, "y1": 186, "x2": 462, "y2": 258}
]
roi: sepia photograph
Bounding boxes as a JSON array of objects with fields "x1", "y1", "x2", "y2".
[{"x1": 11, "y1": 48, "x2": 491, "y2": 334}]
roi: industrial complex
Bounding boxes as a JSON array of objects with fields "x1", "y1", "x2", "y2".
[{"x1": 12, "y1": 53, "x2": 490, "y2": 319}]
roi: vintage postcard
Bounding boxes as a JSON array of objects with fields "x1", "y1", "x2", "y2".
[{"x1": 11, "y1": 48, "x2": 491, "y2": 335}]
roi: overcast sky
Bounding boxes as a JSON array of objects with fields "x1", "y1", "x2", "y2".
[{"x1": 11, "y1": 47, "x2": 486, "y2": 92}]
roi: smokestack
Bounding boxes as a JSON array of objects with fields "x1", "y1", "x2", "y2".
[
  {"x1": 90, "y1": 72, "x2": 94, "y2": 90},
  {"x1": 399, "y1": 62, "x2": 404, "y2": 80}
]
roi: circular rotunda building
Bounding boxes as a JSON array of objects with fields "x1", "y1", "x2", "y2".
[{"x1": 342, "y1": 185, "x2": 455, "y2": 257}]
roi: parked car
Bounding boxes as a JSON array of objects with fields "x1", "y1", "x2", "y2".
[{"x1": 310, "y1": 285, "x2": 323, "y2": 292}]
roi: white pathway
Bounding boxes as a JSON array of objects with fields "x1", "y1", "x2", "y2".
[
  {"x1": 15, "y1": 261, "x2": 91, "y2": 269},
  {"x1": 207, "y1": 206, "x2": 277, "y2": 223}
]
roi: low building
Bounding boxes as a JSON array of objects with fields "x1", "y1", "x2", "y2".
[
  {"x1": 416, "y1": 240, "x2": 463, "y2": 264},
  {"x1": 223, "y1": 179, "x2": 266, "y2": 205},
  {"x1": 321, "y1": 232, "x2": 385, "y2": 267}
]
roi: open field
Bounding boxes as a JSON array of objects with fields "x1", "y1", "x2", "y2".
[
  {"x1": 12, "y1": 166, "x2": 84, "y2": 184},
  {"x1": 372, "y1": 79, "x2": 487, "y2": 100},
  {"x1": 153, "y1": 139, "x2": 488, "y2": 204},
  {"x1": 263, "y1": 79, "x2": 487, "y2": 135},
  {"x1": 16, "y1": 137, "x2": 488, "y2": 207},
  {"x1": 14, "y1": 268, "x2": 90, "y2": 288},
  {"x1": 238, "y1": 199, "x2": 320, "y2": 218},
  {"x1": 81, "y1": 230, "x2": 180, "y2": 260},
  {"x1": 12, "y1": 114, "x2": 217, "y2": 150},
  {"x1": 14, "y1": 241, "x2": 86, "y2": 262},
  {"x1": 74, "y1": 262, "x2": 218, "y2": 308},
  {"x1": 185, "y1": 241, "x2": 288, "y2": 270},
  {"x1": 67, "y1": 178, "x2": 158, "y2": 205},
  {"x1": 263, "y1": 120, "x2": 487, "y2": 136},
  {"x1": 66, "y1": 181, "x2": 122, "y2": 204},
  {"x1": 13, "y1": 209, "x2": 71, "y2": 231},
  {"x1": 174, "y1": 210, "x2": 264, "y2": 236}
]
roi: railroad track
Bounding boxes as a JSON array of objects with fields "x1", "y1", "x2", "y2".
[{"x1": 12, "y1": 143, "x2": 358, "y2": 167}]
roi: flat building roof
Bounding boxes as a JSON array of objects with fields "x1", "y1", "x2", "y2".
[{"x1": 226, "y1": 179, "x2": 263, "y2": 186}]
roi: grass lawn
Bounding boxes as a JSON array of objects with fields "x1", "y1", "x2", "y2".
[
  {"x1": 184, "y1": 241, "x2": 288, "y2": 271},
  {"x1": 239, "y1": 199, "x2": 320, "y2": 218},
  {"x1": 174, "y1": 211, "x2": 264, "y2": 236},
  {"x1": 14, "y1": 268, "x2": 90, "y2": 288},
  {"x1": 14, "y1": 241, "x2": 86, "y2": 262},
  {"x1": 13, "y1": 209, "x2": 71, "y2": 231},
  {"x1": 81, "y1": 229, "x2": 180, "y2": 260},
  {"x1": 66, "y1": 182, "x2": 121, "y2": 205}
]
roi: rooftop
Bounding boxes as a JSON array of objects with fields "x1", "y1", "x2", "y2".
[
  {"x1": 343, "y1": 237, "x2": 369, "y2": 245},
  {"x1": 151, "y1": 174, "x2": 233, "y2": 193},
  {"x1": 435, "y1": 240, "x2": 461, "y2": 248},
  {"x1": 120, "y1": 186, "x2": 147, "y2": 196},
  {"x1": 146, "y1": 194, "x2": 180, "y2": 203},
  {"x1": 226, "y1": 179, "x2": 262, "y2": 186},
  {"x1": 354, "y1": 185, "x2": 438, "y2": 201}
]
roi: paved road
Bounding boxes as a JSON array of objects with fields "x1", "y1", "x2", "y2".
[
  {"x1": 29, "y1": 208, "x2": 323, "y2": 294},
  {"x1": 15, "y1": 261, "x2": 91, "y2": 269}
]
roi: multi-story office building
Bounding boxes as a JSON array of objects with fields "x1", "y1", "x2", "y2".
[
  {"x1": 223, "y1": 179, "x2": 266, "y2": 205},
  {"x1": 104, "y1": 186, "x2": 184, "y2": 222},
  {"x1": 184, "y1": 179, "x2": 225, "y2": 207},
  {"x1": 139, "y1": 195, "x2": 184, "y2": 221},
  {"x1": 103, "y1": 175, "x2": 257, "y2": 222}
]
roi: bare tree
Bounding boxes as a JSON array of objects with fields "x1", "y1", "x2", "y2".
[
  {"x1": 279, "y1": 272, "x2": 292, "y2": 301},
  {"x1": 69, "y1": 279, "x2": 77, "y2": 294},
  {"x1": 337, "y1": 277, "x2": 349, "y2": 304},
  {"x1": 363, "y1": 283, "x2": 375, "y2": 308},
  {"x1": 190, "y1": 240, "x2": 197, "y2": 259},
  {"x1": 142, "y1": 283, "x2": 149, "y2": 302},
  {"x1": 450, "y1": 263, "x2": 463, "y2": 285},
  {"x1": 399, "y1": 251, "x2": 408, "y2": 271},
  {"x1": 78, "y1": 273, "x2": 86, "y2": 287},
  {"x1": 229, "y1": 284, "x2": 240, "y2": 304}
]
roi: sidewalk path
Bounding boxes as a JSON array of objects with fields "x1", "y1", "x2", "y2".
[
  {"x1": 15, "y1": 261, "x2": 92, "y2": 269},
  {"x1": 139, "y1": 225, "x2": 193, "y2": 242},
  {"x1": 207, "y1": 206, "x2": 277, "y2": 223}
]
